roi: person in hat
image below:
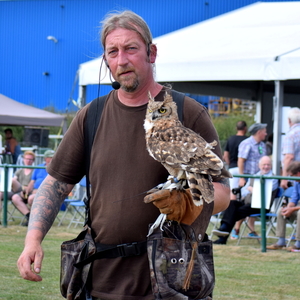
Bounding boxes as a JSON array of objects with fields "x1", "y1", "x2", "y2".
[
  {"x1": 25, "y1": 150, "x2": 55, "y2": 224},
  {"x1": 237, "y1": 123, "x2": 268, "y2": 238},
  {"x1": 237, "y1": 123, "x2": 268, "y2": 188},
  {"x1": 214, "y1": 122, "x2": 268, "y2": 241}
]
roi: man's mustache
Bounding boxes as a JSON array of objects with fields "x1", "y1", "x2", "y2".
[{"x1": 116, "y1": 68, "x2": 134, "y2": 76}]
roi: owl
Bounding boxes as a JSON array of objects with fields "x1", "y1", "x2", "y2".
[{"x1": 144, "y1": 90, "x2": 230, "y2": 206}]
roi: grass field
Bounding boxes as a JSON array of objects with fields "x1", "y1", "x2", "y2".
[{"x1": 1, "y1": 210, "x2": 299, "y2": 300}]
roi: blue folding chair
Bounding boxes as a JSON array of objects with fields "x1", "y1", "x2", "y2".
[
  {"x1": 237, "y1": 213, "x2": 261, "y2": 245},
  {"x1": 280, "y1": 186, "x2": 296, "y2": 246},
  {"x1": 237, "y1": 187, "x2": 284, "y2": 245}
]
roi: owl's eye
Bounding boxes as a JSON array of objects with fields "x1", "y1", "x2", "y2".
[{"x1": 158, "y1": 108, "x2": 167, "y2": 114}]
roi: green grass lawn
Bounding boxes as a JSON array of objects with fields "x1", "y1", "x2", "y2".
[{"x1": 1, "y1": 211, "x2": 299, "y2": 300}]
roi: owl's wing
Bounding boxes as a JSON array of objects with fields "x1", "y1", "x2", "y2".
[{"x1": 148, "y1": 124, "x2": 223, "y2": 175}]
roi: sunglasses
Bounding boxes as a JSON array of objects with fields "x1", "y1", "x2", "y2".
[{"x1": 258, "y1": 146, "x2": 263, "y2": 155}]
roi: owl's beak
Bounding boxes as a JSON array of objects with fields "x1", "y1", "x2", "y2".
[{"x1": 151, "y1": 112, "x2": 159, "y2": 120}]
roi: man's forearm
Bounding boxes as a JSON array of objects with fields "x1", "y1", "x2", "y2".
[
  {"x1": 27, "y1": 180, "x2": 34, "y2": 193},
  {"x1": 223, "y1": 151, "x2": 230, "y2": 166},
  {"x1": 27, "y1": 175, "x2": 74, "y2": 242},
  {"x1": 282, "y1": 154, "x2": 294, "y2": 176},
  {"x1": 237, "y1": 158, "x2": 245, "y2": 174},
  {"x1": 213, "y1": 177, "x2": 230, "y2": 214}
]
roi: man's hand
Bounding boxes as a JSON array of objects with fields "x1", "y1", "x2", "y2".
[
  {"x1": 280, "y1": 179, "x2": 289, "y2": 190},
  {"x1": 281, "y1": 206, "x2": 295, "y2": 218},
  {"x1": 17, "y1": 242, "x2": 44, "y2": 282},
  {"x1": 239, "y1": 177, "x2": 246, "y2": 188},
  {"x1": 281, "y1": 153, "x2": 294, "y2": 189},
  {"x1": 144, "y1": 189, "x2": 202, "y2": 225}
]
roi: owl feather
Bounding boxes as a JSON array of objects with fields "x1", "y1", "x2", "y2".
[{"x1": 144, "y1": 91, "x2": 231, "y2": 206}]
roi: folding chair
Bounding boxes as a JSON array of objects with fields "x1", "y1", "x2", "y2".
[
  {"x1": 7, "y1": 201, "x2": 26, "y2": 224},
  {"x1": 236, "y1": 214, "x2": 261, "y2": 245},
  {"x1": 286, "y1": 220, "x2": 297, "y2": 247},
  {"x1": 279, "y1": 186, "x2": 296, "y2": 247},
  {"x1": 1, "y1": 191, "x2": 26, "y2": 225},
  {"x1": 1, "y1": 199, "x2": 19, "y2": 224},
  {"x1": 237, "y1": 186, "x2": 285, "y2": 245},
  {"x1": 57, "y1": 177, "x2": 86, "y2": 227}
]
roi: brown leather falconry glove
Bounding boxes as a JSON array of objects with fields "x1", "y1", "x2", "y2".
[{"x1": 144, "y1": 189, "x2": 203, "y2": 225}]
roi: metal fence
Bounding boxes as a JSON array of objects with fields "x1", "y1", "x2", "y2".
[
  {"x1": 1, "y1": 165, "x2": 299, "y2": 252},
  {"x1": 230, "y1": 173, "x2": 300, "y2": 252}
]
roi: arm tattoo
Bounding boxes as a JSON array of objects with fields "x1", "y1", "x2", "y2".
[
  {"x1": 28, "y1": 177, "x2": 72, "y2": 237},
  {"x1": 212, "y1": 176, "x2": 230, "y2": 189},
  {"x1": 218, "y1": 177, "x2": 230, "y2": 189}
]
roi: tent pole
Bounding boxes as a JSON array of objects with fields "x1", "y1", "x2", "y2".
[
  {"x1": 272, "y1": 80, "x2": 284, "y2": 175},
  {"x1": 255, "y1": 82, "x2": 263, "y2": 123},
  {"x1": 255, "y1": 101, "x2": 262, "y2": 123},
  {"x1": 79, "y1": 85, "x2": 87, "y2": 108}
]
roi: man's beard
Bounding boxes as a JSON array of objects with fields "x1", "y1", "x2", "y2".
[{"x1": 121, "y1": 78, "x2": 139, "y2": 93}]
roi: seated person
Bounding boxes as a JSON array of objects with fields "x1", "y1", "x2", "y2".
[
  {"x1": 27, "y1": 150, "x2": 55, "y2": 209},
  {"x1": 212, "y1": 156, "x2": 279, "y2": 244},
  {"x1": 0, "y1": 178, "x2": 23, "y2": 202},
  {"x1": 267, "y1": 161, "x2": 300, "y2": 252},
  {"x1": 2, "y1": 128, "x2": 22, "y2": 164},
  {"x1": 10, "y1": 151, "x2": 36, "y2": 226},
  {"x1": 230, "y1": 187, "x2": 258, "y2": 240},
  {"x1": 1, "y1": 150, "x2": 35, "y2": 202}
]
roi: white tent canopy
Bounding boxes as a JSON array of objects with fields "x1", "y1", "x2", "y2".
[
  {"x1": 0, "y1": 94, "x2": 67, "y2": 131},
  {"x1": 153, "y1": 1, "x2": 300, "y2": 82},
  {"x1": 77, "y1": 2, "x2": 300, "y2": 174},
  {"x1": 78, "y1": 2, "x2": 300, "y2": 86}
]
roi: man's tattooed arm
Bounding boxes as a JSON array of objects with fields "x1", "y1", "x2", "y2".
[{"x1": 28, "y1": 174, "x2": 74, "y2": 238}]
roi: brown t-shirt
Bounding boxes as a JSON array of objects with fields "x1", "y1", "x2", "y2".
[{"x1": 48, "y1": 89, "x2": 222, "y2": 300}]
